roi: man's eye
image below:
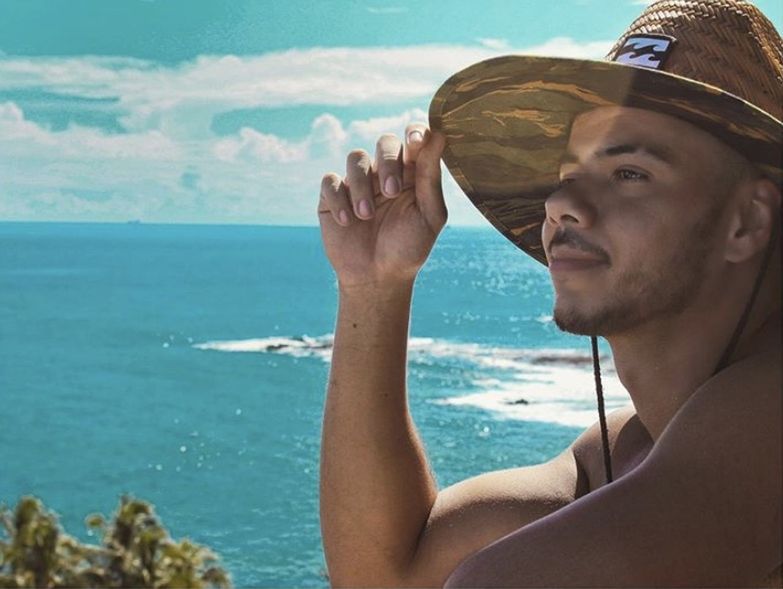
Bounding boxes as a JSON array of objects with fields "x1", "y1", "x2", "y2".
[
  {"x1": 613, "y1": 168, "x2": 648, "y2": 182},
  {"x1": 558, "y1": 176, "x2": 577, "y2": 188}
]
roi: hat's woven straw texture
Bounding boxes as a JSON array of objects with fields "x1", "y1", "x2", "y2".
[{"x1": 607, "y1": 0, "x2": 782, "y2": 119}]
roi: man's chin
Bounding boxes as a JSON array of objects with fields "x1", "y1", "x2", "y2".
[
  {"x1": 553, "y1": 311, "x2": 603, "y2": 336},
  {"x1": 552, "y1": 304, "x2": 622, "y2": 337}
]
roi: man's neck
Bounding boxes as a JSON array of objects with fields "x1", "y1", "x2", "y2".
[{"x1": 606, "y1": 276, "x2": 780, "y2": 442}]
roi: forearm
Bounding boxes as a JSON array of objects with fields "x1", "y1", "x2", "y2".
[{"x1": 319, "y1": 280, "x2": 438, "y2": 587}]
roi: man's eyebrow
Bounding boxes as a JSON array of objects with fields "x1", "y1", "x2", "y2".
[{"x1": 560, "y1": 142, "x2": 679, "y2": 166}]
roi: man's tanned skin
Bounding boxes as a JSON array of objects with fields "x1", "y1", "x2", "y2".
[{"x1": 318, "y1": 107, "x2": 782, "y2": 587}]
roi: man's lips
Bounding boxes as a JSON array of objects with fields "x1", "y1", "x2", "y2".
[{"x1": 548, "y1": 246, "x2": 609, "y2": 272}]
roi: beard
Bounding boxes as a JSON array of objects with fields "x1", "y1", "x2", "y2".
[{"x1": 553, "y1": 208, "x2": 722, "y2": 337}]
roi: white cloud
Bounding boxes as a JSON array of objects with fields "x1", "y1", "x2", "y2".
[
  {"x1": 0, "y1": 37, "x2": 612, "y2": 225},
  {"x1": 309, "y1": 114, "x2": 349, "y2": 159},
  {"x1": 0, "y1": 100, "x2": 52, "y2": 143},
  {"x1": 213, "y1": 128, "x2": 307, "y2": 164},
  {"x1": 0, "y1": 101, "x2": 23, "y2": 121},
  {"x1": 0, "y1": 38, "x2": 611, "y2": 135},
  {"x1": 0, "y1": 101, "x2": 180, "y2": 160},
  {"x1": 346, "y1": 108, "x2": 428, "y2": 143},
  {"x1": 62, "y1": 126, "x2": 180, "y2": 159},
  {"x1": 477, "y1": 38, "x2": 511, "y2": 51},
  {"x1": 523, "y1": 37, "x2": 613, "y2": 59}
]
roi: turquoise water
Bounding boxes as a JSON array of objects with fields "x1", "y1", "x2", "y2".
[{"x1": 0, "y1": 222, "x2": 625, "y2": 587}]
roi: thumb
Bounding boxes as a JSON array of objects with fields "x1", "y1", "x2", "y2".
[{"x1": 415, "y1": 130, "x2": 447, "y2": 229}]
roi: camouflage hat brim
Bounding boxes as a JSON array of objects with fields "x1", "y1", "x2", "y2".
[{"x1": 428, "y1": 55, "x2": 783, "y2": 265}]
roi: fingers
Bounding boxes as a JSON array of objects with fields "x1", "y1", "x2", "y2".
[
  {"x1": 345, "y1": 149, "x2": 376, "y2": 220},
  {"x1": 375, "y1": 134, "x2": 403, "y2": 199},
  {"x1": 318, "y1": 123, "x2": 447, "y2": 229},
  {"x1": 319, "y1": 146, "x2": 381, "y2": 227},
  {"x1": 319, "y1": 173, "x2": 352, "y2": 227},
  {"x1": 414, "y1": 130, "x2": 448, "y2": 229},
  {"x1": 402, "y1": 123, "x2": 427, "y2": 167}
]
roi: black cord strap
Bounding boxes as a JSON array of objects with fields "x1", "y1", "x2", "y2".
[{"x1": 591, "y1": 335, "x2": 613, "y2": 484}]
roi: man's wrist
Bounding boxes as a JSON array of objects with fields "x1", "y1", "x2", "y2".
[{"x1": 337, "y1": 276, "x2": 416, "y2": 299}]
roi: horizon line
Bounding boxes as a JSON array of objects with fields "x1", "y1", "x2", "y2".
[{"x1": 0, "y1": 219, "x2": 492, "y2": 229}]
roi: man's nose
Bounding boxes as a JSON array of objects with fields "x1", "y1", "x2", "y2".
[{"x1": 544, "y1": 180, "x2": 597, "y2": 229}]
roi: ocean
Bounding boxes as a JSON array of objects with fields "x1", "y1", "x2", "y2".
[{"x1": 0, "y1": 222, "x2": 629, "y2": 587}]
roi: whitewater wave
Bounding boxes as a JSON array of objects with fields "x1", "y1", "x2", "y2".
[
  {"x1": 194, "y1": 334, "x2": 608, "y2": 366},
  {"x1": 194, "y1": 335, "x2": 333, "y2": 359},
  {"x1": 193, "y1": 334, "x2": 629, "y2": 427}
]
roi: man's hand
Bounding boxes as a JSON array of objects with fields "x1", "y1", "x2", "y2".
[{"x1": 318, "y1": 125, "x2": 447, "y2": 289}]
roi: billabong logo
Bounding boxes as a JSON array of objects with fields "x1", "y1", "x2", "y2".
[{"x1": 614, "y1": 34, "x2": 677, "y2": 70}]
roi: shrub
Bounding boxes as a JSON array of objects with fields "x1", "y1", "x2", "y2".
[{"x1": 0, "y1": 496, "x2": 231, "y2": 588}]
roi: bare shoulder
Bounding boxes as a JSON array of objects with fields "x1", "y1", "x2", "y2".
[
  {"x1": 641, "y1": 346, "x2": 782, "y2": 580},
  {"x1": 571, "y1": 403, "x2": 653, "y2": 491},
  {"x1": 405, "y1": 405, "x2": 653, "y2": 586},
  {"x1": 405, "y1": 430, "x2": 586, "y2": 586},
  {"x1": 438, "y1": 348, "x2": 780, "y2": 587},
  {"x1": 652, "y1": 345, "x2": 781, "y2": 468}
]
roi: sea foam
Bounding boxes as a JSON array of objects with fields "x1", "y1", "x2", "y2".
[{"x1": 193, "y1": 335, "x2": 630, "y2": 427}]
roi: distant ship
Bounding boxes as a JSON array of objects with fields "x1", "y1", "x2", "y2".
[{"x1": 126, "y1": 220, "x2": 142, "y2": 225}]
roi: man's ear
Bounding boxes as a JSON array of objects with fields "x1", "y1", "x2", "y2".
[{"x1": 724, "y1": 178, "x2": 781, "y2": 263}]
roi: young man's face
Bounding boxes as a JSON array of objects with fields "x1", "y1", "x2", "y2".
[{"x1": 541, "y1": 106, "x2": 740, "y2": 336}]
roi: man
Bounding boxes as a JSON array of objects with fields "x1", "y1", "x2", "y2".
[{"x1": 317, "y1": 0, "x2": 782, "y2": 586}]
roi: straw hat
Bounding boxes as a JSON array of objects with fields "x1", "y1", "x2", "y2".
[{"x1": 429, "y1": 0, "x2": 783, "y2": 265}]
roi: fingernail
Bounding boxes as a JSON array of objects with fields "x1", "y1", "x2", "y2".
[
  {"x1": 384, "y1": 176, "x2": 399, "y2": 197},
  {"x1": 359, "y1": 199, "x2": 373, "y2": 218},
  {"x1": 408, "y1": 130, "x2": 424, "y2": 144},
  {"x1": 338, "y1": 210, "x2": 349, "y2": 225}
]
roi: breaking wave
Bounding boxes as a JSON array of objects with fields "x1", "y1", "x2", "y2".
[{"x1": 193, "y1": 334, "x2": 630, "y2": 427}]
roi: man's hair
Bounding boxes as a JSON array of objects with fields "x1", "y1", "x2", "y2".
[{"x1": 709, "y1": 139, "x2": 759, "y2": 203}]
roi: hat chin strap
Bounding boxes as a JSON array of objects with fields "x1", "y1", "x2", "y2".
[
  {"x1": 590, "y1": 218, "x2": 780, "y2": 486},
  {"x1": 590, "y1": 336, "x2": 614, "y2": 484}
]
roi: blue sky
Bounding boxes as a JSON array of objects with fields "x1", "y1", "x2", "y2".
[{"x1": 1, "y1": 0, "x2": 781, "y2": 225}]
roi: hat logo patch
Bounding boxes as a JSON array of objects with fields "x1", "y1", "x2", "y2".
[{"x1": 614, "y1": 34, "x2": 676, "y2": 70}]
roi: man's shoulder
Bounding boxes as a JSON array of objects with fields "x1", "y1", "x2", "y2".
[
  {"x1": 655, "y1": 346, "x2": 781, "y2": 459},
  {"x1": 572, "y1": 342, "x2": 780, "y2": 492},
  {"x1": 570, "y1": 404, "x2": 652, "y2": 494}
]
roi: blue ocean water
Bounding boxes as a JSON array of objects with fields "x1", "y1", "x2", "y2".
[{"x1": 0, "y1": 222, "x2": 628, "y2": 587}]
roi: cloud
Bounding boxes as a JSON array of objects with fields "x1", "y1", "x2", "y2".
[
  {"x1": 0, "y1": 100, "x2": 488, "y2": 225},
  {"x1": 476, "y1": 38, "x2": 511, "y2": 51},
  {"x1": 523, "y1": 37, "x2": 612, "y2": 59},
  {"x1": 213, "y1": 128, "x2": 307, "y2": 164},
  {"x1": 346, "y1": 108, "x2": 428, "y2": 143},
  {"x1": 0, "y1": 38, "x2": 611, "y2": 135},
  {"x1": 0, "y1": 37, "x2": 613, "y2": 224},
  {"x1": 309, "y1": 114, "x2": 349, "y2": 159},
  {"x1": 0, "y1": 101, "x2": 180, "y2": 160},
  {"x1": 0, "y1": 100, "x2": 52, "y2": 143},
  {"x1": 0, "y1": 101, "x2": 23, "y2": 121}
]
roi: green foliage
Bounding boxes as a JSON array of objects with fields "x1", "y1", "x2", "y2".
[{"x1": 0, "y1": 496, "x2": 231, "y2": 588}]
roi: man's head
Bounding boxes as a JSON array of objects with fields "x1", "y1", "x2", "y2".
[
  {"x1": 541, "y1": 106, "x2": 780, "y2": 337},
  {"x1": 430, "y1": 0, "x2": 782, "y2": 269},
  {"x1": 429, "y1": 0, "x2": 782, "y2": 486}
]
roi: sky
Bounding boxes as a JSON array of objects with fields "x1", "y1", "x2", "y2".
[{"x1": 1, "y1": 0, "x2": 781, "y2": 226}]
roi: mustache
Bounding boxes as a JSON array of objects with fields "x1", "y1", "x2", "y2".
[{"x1": 548, "y1": 229, "x2": 610, "y2": 262}]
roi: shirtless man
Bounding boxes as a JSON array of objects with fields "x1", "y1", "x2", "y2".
[{"x1": 317, "y1": 1, "x2": 782, "y2": 586}]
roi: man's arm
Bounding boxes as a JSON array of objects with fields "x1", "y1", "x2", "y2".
[
  {"x1": 320, "y1": 280, "x2": 591, "y2": 588},
  {"x1": 319, "y1": 280, "x2": 437, "y2": 587},
  {"x1": 444, "y1": 350, "x2": 782, "y2": 588},
  {"x1": 318, "y1": 126, "x2": 591, "y2": 587}
]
